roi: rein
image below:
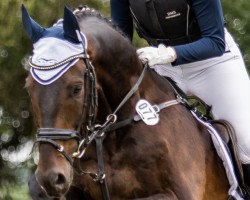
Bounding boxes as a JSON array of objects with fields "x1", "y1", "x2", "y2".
[{"x1": 105, "y1": 99, "x2": 180, "y2": 132}]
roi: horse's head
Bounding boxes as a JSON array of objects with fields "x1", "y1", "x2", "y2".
[
  {"x1": 23, "y1": 3, "x2": 143, "y2": 198},
  {"x1": 22, "y1": 5, "x2": 97, "y2": 197},
  {"x1": 26, "y1": 60, "x2": 88, "y2": 198}
]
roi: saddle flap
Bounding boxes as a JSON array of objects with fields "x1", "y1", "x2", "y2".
[{"x1": 211, "y1": 120, "x2": 244, "y2": 186}]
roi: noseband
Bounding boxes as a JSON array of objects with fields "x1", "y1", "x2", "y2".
[{"x1": 36, "y1": 128, "x2": 81, "y2": 165}]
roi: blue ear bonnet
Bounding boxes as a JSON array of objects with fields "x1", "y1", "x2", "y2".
[
  {"x1": 21, "y1": 4, "x2": 88, "y2": 85},
  {"x1": 21, "y1": 4, "x2": 84, "y2": 44}
]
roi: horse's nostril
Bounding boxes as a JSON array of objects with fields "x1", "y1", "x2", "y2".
[
  {"x1": 52, "y1": 172, "x2": 68, "y2": 194},
  {"x1": 35, "y1": 170, "x2": 69, "y2": 197},
  {"x1": 47, "y1": 171, "x2": 68, "y2": 193},
  {"x1": 56, "y1": 173, "x2": 66, "y2": 186}
]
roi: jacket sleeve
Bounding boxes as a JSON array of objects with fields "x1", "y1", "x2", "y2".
[
  {"x1": 111, "y1": 0, "x2": 134, "y2": 40},
  {"x1": 173, "y1": 0, "x2": 225, "y2": 65}
]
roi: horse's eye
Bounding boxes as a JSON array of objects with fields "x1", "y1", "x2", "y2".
[{"x1": 72, "y1": 85, "x2": 82, "y2": 96}]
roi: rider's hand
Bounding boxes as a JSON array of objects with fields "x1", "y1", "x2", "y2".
[{"x1": 136, "y1": 44, "x2": 177, "y2": 67}]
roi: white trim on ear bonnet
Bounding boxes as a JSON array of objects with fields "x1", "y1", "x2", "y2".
[{"x1": 29, "y1": 30, "x2": 87, "y2": 85}]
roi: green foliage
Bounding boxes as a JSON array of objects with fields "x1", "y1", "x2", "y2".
[
  {"x1": 222, "y1": 0, "x2": 250, "y2": 69},
  {"x1": 0, "y1": 183, "x2": 31, "y2": 200}
]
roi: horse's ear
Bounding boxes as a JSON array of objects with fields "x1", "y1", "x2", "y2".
[
  {"x1": 21, "y1": 4, "x2": 45, "y2": 43},
  {"x1": 63, "y1": 6, "x2": 81, "y2": 43}
]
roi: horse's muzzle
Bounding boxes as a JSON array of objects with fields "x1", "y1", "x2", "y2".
[
  {"x1": 29, "y1": 174, "x2": 53, "y2": 200},
  {"x1": 34, "y1": 168, "x2": 70, "y2": 198}
]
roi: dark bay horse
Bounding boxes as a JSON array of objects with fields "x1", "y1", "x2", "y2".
[{"x1": 22, "y1": 5, "x2": 230, "y2": 200}]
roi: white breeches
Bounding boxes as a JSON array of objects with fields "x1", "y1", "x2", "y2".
[{"x1": 154, "y1": 30, "x2": 250, "y2": 164}]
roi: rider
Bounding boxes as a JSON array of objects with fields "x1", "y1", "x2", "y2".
[{"x1": 111, "y1": 0, "x2": 250, "y2": 194}]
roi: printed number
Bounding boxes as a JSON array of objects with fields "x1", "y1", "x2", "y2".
[
  {"x1": 136, "y1": 99, "x2": 160, "y2": 125},
  {"x1": 137, "y1": 102, "x2": 158, "y2": 120}
]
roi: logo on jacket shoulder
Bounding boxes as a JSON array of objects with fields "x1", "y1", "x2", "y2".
[{"x1": 165, "y1": 11, "x2": 181, "y2": 19}]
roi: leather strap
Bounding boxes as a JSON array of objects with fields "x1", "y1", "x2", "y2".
[
  {"x1": 38, "y1": 128, "x2": 80, "y2": 140},
  {"x1": 95, "y1": 135, "x2": 110, "y2": 200}
]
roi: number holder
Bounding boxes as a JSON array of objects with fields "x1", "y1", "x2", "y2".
[{"x1": 135, "y1": 99, "x2": 160, "y2": 126}]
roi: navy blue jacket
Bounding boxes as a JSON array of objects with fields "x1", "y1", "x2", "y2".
[{"x1": 111, "y1": 0, "x2": 225, "y2": 65}]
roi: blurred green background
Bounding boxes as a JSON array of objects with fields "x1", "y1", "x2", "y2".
[{"x1": 0, "y1": 0, "x2": 249, "y2": 199}]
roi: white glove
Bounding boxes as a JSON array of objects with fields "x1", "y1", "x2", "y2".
[{"x1": 136, "y1": 44, "x2": 177, "y2": 67}]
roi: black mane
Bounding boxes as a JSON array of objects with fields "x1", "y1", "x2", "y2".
[{"x1": 73, "y1": 5, "x2": 128, "y2": 39}]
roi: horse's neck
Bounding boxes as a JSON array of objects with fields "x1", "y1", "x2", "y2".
[
  {"x1": 81, "y1": 17, "x2": 176, "y2": 120},
  {"x1": 85, "y1": 33, "x2": 143, "y2": 114},
  {"x1": 96, "y1": 67, "x2": 176, "y2": 122}
]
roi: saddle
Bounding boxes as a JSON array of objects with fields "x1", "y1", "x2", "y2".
[{"x1": 164, "y1": 77, "x2": 250, "y2": 199}]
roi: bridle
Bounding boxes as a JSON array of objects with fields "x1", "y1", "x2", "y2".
[
  {"x1": 31, "y1": 49, "x2": 150, "y2": 200},
  {"x1": 32, "y1": 46, "x2": 128, "y2": 199}
]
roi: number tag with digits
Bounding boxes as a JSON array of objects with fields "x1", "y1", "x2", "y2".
[{"x1": 135, "y1": 99, "x2": 159, "y2": 125}]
